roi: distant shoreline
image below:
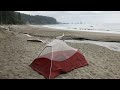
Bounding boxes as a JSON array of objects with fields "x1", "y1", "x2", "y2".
[
  {"x1": 1, "y1": 24, "x2": 120, "y2": 42},
  {"x1": 38, "y1": 24, "x2": 120, "y2": 33},
  {"x1": 28, "y1": 25, "x2": 120, "y2": 42}
]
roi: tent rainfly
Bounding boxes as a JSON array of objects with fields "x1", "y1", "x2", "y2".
[{"x1": 30, "y1": 39, "x2": 88, "y2": 79}]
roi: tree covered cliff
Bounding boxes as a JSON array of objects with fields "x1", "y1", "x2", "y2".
[{"x1": 0, "y1": 11, "x2": 58, "y2": 25}]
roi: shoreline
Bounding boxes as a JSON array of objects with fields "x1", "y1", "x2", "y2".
[
  {"x1": 12, "y1": 26, "x2": 120, "y2": 42},
  {"x1": 31, "y1": 24, "x2": 120, "y2": 34}
]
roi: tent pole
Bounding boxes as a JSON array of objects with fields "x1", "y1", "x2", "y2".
[
  {"x1": 49, "y1": 46, "x2": 53, "y2": 79},
  {"x1": 37, "y1": 46, "x2": 47, "y2": 58},
  {"x1": 36, "y1": 45, "x2": 53, "y2": 79}
]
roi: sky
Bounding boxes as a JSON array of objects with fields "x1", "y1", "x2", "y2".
[{"x1": 17, "y1": 11, "x2": 120, "y2": 24}]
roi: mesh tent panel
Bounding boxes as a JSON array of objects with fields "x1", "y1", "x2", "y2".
[{"x1": 38, "y1": 39, "x2": 77, "y2": 61}]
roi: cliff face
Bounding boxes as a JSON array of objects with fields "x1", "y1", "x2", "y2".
[{"x1": 21, "y1": 14, "x2": 58, "y2": 25}]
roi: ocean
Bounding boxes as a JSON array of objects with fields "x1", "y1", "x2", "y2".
[
  {"x1": 30, "y1": 23, "x2": 120, "y2": 52},
  {"x1": 41, "y1": 23, "x2": 120, "y2": 33}
]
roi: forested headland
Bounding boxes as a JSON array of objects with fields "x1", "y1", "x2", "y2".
[{"x1": 0, "y1": 11, "x2": 58, "y2": 25}]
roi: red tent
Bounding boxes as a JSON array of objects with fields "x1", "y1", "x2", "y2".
[{"x1": 30, "y1": 39, "x2": 88, "y2": 79}]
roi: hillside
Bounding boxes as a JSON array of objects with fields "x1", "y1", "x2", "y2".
[
  {"x1": 21, "y1": 13, "x2": 58, "y2": 24},
  {"x1": 0, "y1": 11, "x2": 58, "y2": 25}
]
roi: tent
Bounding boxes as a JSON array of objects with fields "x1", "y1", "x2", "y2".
[{"x1": 30, "y1": 39, "x2": 88, "y2": 79}]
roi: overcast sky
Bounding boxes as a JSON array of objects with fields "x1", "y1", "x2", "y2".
[{"x1": 17, "y1": 11, "x2": 120, "y2": 24}]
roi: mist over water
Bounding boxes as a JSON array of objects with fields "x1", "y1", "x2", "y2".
[
  {"x1": 18, "y1": 11, "x2": 120, "y2": 33},
  {"x1": 30, "y1": 23, "x2": 120, "y2": 52},
  {"x1": 42, "y1": 23, "x2": 120, "y2": 32}
]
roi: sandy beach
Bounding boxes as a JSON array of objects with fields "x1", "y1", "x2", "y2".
[{"x1": 0, "y1": 25, "x2": 120, "y2": 79}]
